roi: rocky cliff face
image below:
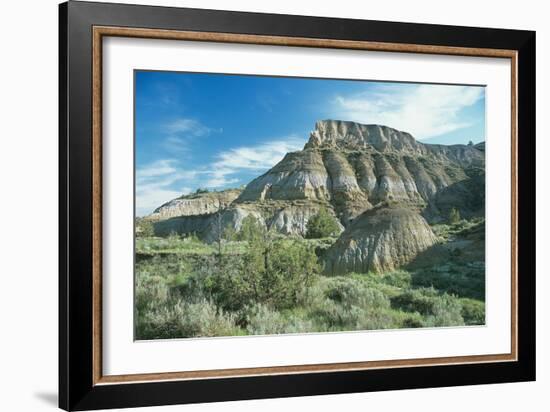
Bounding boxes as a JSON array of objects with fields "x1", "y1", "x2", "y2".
[
  {"x1": 145, "y1": 120, "x2": 484, "y2": 274},
  {"x1": 237, "y1": 120, "x2": 484, "y2": 223},
  {"x1": 148, "y1": 189, "x2": 241, "y2": 221}
]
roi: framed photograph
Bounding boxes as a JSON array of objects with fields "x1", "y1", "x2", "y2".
[{"x1": 59, "y1": 1, "x2": 536, "y2": 410}]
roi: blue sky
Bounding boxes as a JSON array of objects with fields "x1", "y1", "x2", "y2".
[{"x1": 135, "y1": 71, "x2": 485, "y2": 216}]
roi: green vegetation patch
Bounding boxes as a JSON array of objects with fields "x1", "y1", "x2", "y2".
[{"x1": 135, "y1": 217, "x2": 485, "y2": 340}]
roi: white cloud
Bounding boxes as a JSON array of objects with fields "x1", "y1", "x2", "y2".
[
  {"x1": 136, "y1": 187, "x2": 190, "y2": 217},
  {"x1": 334, "y1": 84, "x2": 484, "y2": 139},
  {"x1": 136, "y1": 159, "x2": 177, "y2": 178},
  {"x1": 135, "y1": 136, "x2": 307, "y2": 214},
  {"x1": 136, "y1": 159, "x2": 195, "y2": 216},
  {"x1": 165, "y1": 118, "x2": 212, "y2": 137},
  {"x1": 205, "y1": 136, "x2": 305, "y2": 188},
  {"x1": 161, "y1": 118, "x2": 218, "y2": 152}
]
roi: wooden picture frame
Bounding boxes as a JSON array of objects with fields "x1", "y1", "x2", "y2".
[{"x1": 59, "y1": 1, "x2": 535, "y2": 410}]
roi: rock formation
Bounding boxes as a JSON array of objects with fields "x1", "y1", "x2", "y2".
[
  {"x1": 323, "y1": 203, "x2": 438, "y2": 275},
  {"x1": 235, "y1": 120, "x2": 484, "y2": 224},
  {"x1": 148, "y1": 189, "x2": 241, "y2": 221},
  {"x1": 144, "y1": 119, "x2": 484, "y2": 274}
]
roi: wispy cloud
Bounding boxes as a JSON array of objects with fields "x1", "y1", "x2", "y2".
[
  {"x1": 136, "y1": 159, "x2": 195, "y2": 216},
  {"x1": 136, "y1": 187, "x2": 190, "y2": 217},
  {"x1": 334, "y1": 84, "x2": 484, "y2": 139},
  {"x1": 165, "y1": 118, "x2": 212, "y2": 137},
  {"x1": 136, "y1": 159, "x2": 177, "y2": 178},
  {"x1": 205, "y1": 136, "x2": 305, "y2": 188},
  {"x1": 136, "y1": 136, "x2": 307, "y2": 215},
  {"x1": 161, "y1": 117, "x2": 220, "y2": 153}
]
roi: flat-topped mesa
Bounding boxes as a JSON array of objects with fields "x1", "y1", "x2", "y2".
[{"x1": 305, "y1": 120, "x2": 426, "y2": 154}]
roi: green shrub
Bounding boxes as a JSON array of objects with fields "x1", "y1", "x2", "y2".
[
  {"x1": 135, "y1": 220, "x2": 477, "y2": 338},
  {"x1": 177, "y1": 234, "x2": 319, "y2": 312},
  {"x1": 391, "y1": 287, "x2": 464, "y2": 327},
  {"x1": 460, "y1": 298, "x2": 485, "y2": 325},
  {"x1": 401, "y1": 316, "x2": 424, "y2": 328},
  {"x1": 411, "y1": 265, "x2": 485, "y2": 300},
  {"x1": 448, "y1": 207, "x2": 461, "y2": 225},
  {"x1": 135, "y1": 274, "x2": 171, "y2": 315},
  {"x1": 171, "y1": 299, "x2": 240, "y2": 337},
  {"x1": 244, "y1": 304, "x2": 288, "y2": 335},
  {"x1": 244, "y1": 304, "x2": 316, "y2": 335},
  {"x1": 324, "y1": 277, "x2": 390, "y2": 310},
  {"x1": 236, "y1": 215, "x2": 266, "y2": 242},
  {"x1": 135, "y1": 218, "x2": 154, "y2": 237},
  {"x1": 305, "y1": 207, "x2": 341, "y2": 239},
  {"x1": 391, "y1": 287, "x2": 439, "y2": 314},
  {"x1": 310, "y1": 277, "x2": 394, "y2": 330},
  {"x1": 423, "y1": 294, "x2": 464, "y2": 327},
  {"x1": 222, "y1": 225, "x2": 237, "y2": 241},
  {"x1": 312, "y1": 300, "x2": 363, "y2": 329},
  {"x1": 136, "y1": 298, "x2": 241, "y2": 339},
  {"x1": 235, "y1": 218, "x2": 320, "y2": 308}
]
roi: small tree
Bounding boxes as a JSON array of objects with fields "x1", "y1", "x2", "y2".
[
  {"x1": 306, "y1": 207, "x2": 340, "y2": 239},
  {"x1": 222, "y1": 225, "x2": 237, "y2": 242},
  {"x1": 448, "y1": 207, "x2": 461, "y2": 225},
  {"x1": 135, "y1": 218, "x2": 154, "y2": 237},
  {"x1": 210, "y1": 215, "x2": 321, "y2": 309},
  {"x1": 237, "y1": 215, "x2": 266, "y2": 242}
]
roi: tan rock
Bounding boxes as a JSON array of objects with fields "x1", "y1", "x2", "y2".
[{"x1": 323, "y1": 204, "x2": 438, "y2": 275}]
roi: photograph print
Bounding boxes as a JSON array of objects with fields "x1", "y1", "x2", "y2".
[{"x1": 134, "y1": 71, "x2": 486, "y2": 340}]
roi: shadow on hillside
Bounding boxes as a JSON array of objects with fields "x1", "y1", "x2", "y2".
[
  {"x1": 153, "y1": 213, "x2": 215, "y2": 237},
  {"x1": 425, "y1": 170, "x2": 485, "y2": 222},
  {"x1": 405, "y1": 226, "x2": 485, "y2": 301}
]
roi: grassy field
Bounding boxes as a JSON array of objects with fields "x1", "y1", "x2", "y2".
[{"x1": 135, "y1": 219, "x2": 485, "y2": 340}]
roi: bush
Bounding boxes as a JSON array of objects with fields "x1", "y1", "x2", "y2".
[
  {"x1": 171, "y1": 299, "x2": 240, "y2": 337},
  {"x1": 236, "y1": 215, "x2": 266, "y2": 242},
  {"x1": 136, "y1": 298, "x2": 241, "y2": 339},
  {"x1": 312, "y1": 300, "x2": 363, "y2": 329},
  {"x1": 411, "y1": 265, "x2": 485, "y2": 300},
  {"x1": 310, "y1": 277, "x2": 394, "y2": 330},
  {"x1": 231, "y1": 216, "x2": 320, "y2": 308},
  {"x1": 135, "y1": 218, "x2": 154, "y2": 237},
  {"x1": 460, "y1": 298, "x2": 485, "y2": 325},
  {"x1": 244, "y1": 304, "x2": 316, "y2": 335},
  {"x1": 244, "y1": 304, "x2": 288, "y2": 335},
  {"x1": 265, "y1": 239, "x2": 319, "y2": 307},
  {"x1": 448, "y1": 207, "x2": 461, "y2": 225},
  {"x1": 306, "y1": 207, "x2": 341, "y2": 239},
  {"x1": 197, "y1": 255, "x2": 255, "y2": 312},
  {"x1": 135, "y1": 219, "x2": 475, "y2": 339},
  {"x1": 325, "y1": 277, "x2": 390, "y2": 310},
  {"x1": 357, "y1": 270, "x2": 412, "y2": 290},
  {"x1": 423, "y1": 294, "x2": 464, "y2": 327},
  {"x1": 391, "y1": 287, "x2": 464, "y2": 327},
  {"x1": 178, "y1": 232, "x2": 319, "y2": 312}
]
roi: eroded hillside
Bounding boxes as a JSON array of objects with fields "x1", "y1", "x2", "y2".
[{"x1": 143, "y1": 120, "x2": 485, "y2": 274}]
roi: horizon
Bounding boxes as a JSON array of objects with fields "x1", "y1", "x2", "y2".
[{"x1": 135, "y1": 71, "x2": 485, "y2": 216}]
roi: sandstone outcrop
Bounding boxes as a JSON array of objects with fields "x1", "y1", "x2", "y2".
[
  {"x1": 148, "y1": 189, "x2": 241, "y2": 221},
  {"x1": 323, "y1": 204, "x2": 438, "y2": 275},
  {"x1": 235, "y1": 120, "x2": 484, "y2": 224},
  {"x1": 145, "y1": 120, "x2": 484, "y2": 273}
]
